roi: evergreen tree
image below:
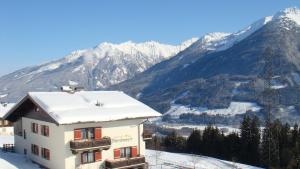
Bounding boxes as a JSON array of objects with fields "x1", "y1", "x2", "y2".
[
  {"x1": 240, "y1": 115, "x2": 260, "y2": 165},
  {"x1": 223, "y1": 132, "x2": 240, "y2": 161},
  {"x1": 249, "y1": 115, "x2": 261, "y2": 165},
  {"x1": 164, "y1": 130, "x2": 177, "y2": 152},
  {"x1": 187, "y1": 129, "x2": 201, "y2": 154},
  {"x1": 240, "y1": 115, "x2": 251, "y2": 163},
  {"x1": 292, "y1": 124, "x2": 298, "y2": 148},
  {"x1": 201, "y1": 124, "x2": 222, "y2": 157}
]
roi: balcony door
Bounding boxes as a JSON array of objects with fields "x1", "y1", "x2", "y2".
[{"x1": 81, "y1": 128, "x2": 94, "y2": 140}]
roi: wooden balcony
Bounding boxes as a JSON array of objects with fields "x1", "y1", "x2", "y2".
[
  {"x1": 142, "y1": 130, "x2": 153, "y2": 141},
  {"x1": 105, "y1": 156, "x2": 147, "y2": 169},
  {"x1": 70, "y1": 137, "x2": 111, "y2": 154}
]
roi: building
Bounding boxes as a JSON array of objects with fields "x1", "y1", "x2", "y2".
[
  {"x1": 0, "y1": 102, "x2": 14, "y2": 136},
  {"x1": 0, "y1": 102, "x2": 14, "y2": 127},
  {"x1": 4, "y1": 91, "x2": 161, "y2": 169}
]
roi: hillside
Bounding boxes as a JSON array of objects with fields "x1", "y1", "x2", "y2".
[{"x1": 112, "y1": 7, "x2": 300, "y2": 124}]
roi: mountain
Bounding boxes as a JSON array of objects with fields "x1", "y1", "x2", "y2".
[
  {"x1": 112, "y1": 7, "x2": 300, "y2": 124},
  {"x1": 0, "y1": 38, "x2": 198, "y2": 102}
]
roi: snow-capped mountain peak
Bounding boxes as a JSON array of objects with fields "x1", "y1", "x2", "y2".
[
  {"x1": 0, "y1": 38, "x2": 199, "y2": 102},
  {"x1": 190, "y1": 14, "x2": 274, "y2": 53},
  {"x1": 273, "y1": 7, "x2": 300, "y2": 25},
  {"x1": 32, "y1": 38, "x2": 199, "y2": 75}
]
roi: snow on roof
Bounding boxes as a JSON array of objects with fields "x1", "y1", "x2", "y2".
[
  {"x1": 0, "y1": 103, "x2": 15, "y2": 118},
  {"x1": 27, "y1": 91, "x2": 161, "y2": 124}
]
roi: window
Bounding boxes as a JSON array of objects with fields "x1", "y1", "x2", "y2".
[
  {"x1": 115, "y1": 147, "x2": 138, "y2": 159},
  {"x1": 31, "y1": 144, "x2": 39, "y2": 155},
  {"x1": 23, "y1": 130, "x2": 26, "y2": 139},
  {"x1": 24, "y1": 149, "x2": 27, "y2": 155},
  {"x1": 81, "y1": 128, "x2": 94, "y2": 140},
  {"x1": 4, "y1": 120, "x2": 9, "y2": 125},
  {"x1": 120, "y1": 147, "x2": 131, "y2": 158},
  {"x1": 41, "y1": 125, "x2": 49, "y2": 137},
  {"x1": 31, "y1": 123, "x2": 38, "y2": 133},
  {"x1": 74, "y1": 128, "x2": 96, "y2": 140},
  {"x1": 41, "y1": 148, "x2": 50, "y2": 160},
  {"x1": 81, "y1": 151, "x2": 94, "y2": 164}
]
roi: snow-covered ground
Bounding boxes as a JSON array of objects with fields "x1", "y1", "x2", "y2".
[
  {"x1": 165, "y1": 102, "x2": 261, "y2": 118},
  {"x1": 161, "y1": 123, "x2": 240, "y2": 134},
  {"x1": 145, "y1": 150, "x2": 263, "y2": 169},
  {"x1": 0, "y1": 135, "x2": 39, "y2": 169},
  {"x1": 0, "y1": 151, "x2": 40, "y2": 169},
  {"x1": 0, "y1": 136, "x2": 262, "y2": 169}
]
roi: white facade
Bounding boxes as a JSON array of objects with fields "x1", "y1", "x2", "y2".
[
  {"x1": 14, "y1": 117, "x2": 146, "y2": 169},
  {"x1": 7, "y1": 91, "x2": 160, "y2": 169}
]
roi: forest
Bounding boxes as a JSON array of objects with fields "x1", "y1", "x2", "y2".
[{"x1": 147, "y1": 116, "x2": 300, "y2": 169}]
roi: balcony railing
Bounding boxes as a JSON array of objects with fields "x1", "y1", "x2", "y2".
[
  {"x1": 142, "y1": 130, "x2": 153, "y2": 140},
  {"x1": 105, "y1": 156, "x2": 146, "y2": 169},
  {"x1": 70, "y1": 137, "x2": 111, "y2": 153}
]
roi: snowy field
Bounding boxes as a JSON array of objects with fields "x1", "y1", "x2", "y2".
[
  {"x1": 145, "y1": 150, "x2": 263, "y2": 169},
  {"x1": 0, "y1": 136, "x2": 39, "y2": 169},
  {"x1": 165, "y1": 102, "x2": 261, "y2": 118},
  {"x1": 161, "y1": 123, "x2": 241, "y2": 134},
  {"x1": 0, "y1": 151, "x2": 40, "y2": 169},
  {"x1": 0, "y1": 136, "x2": 262, "y2": 169}
]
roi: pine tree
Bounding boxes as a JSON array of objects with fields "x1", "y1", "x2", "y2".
[
  {"x1": 187, "y1": 129, "x2": 201, "y2": 154},
  {"x1": 223, "y1": 132, "x2": 240, "y2": 161},
  {"x1": 239, "y1": 115, "x2": 260, "y2": 165},
  {"x1": 164, "y1": 130, "x2": 177, "y2": 152},
  {"x1": 292, "y1": 124, "x2": 298, "y2": 148},
  {"x1": 240, "y1": 115, "x2": 251, "y2": 163},
  {"x1": 261, "y1": 119, "x2": 280, "y2": 168},
  {"x1": 249, "y1": 115, "x2": 261, "y2": 165}
]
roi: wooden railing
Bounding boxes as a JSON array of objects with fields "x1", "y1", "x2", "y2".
[
  {"x1": 70, "y1": 137, "x2": 111, "y2": 152},
  {"x1": 105, "y1": 156, "x2": 146, "y2": 169},
  {"x1": 2, "y1": 144, "x2": 14, "y2": 152}
]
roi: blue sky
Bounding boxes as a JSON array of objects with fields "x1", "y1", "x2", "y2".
[{"x1": 1, "y1": 0, "x2": 300, "y2": 76}]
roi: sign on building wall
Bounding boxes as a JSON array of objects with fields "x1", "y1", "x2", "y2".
[{"x1": 112, "y1": 135, "x2": 133, "y2": 143}]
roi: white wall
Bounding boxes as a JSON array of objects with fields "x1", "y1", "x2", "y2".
[
  {"x1": 15, "y1": 118, "x2": 147, "y2": 169},
  {"x1": 63, "y1": 119, "x2": 146, "y2": 169},
  {"x1": 15, "y1": 117, "x2": 66, "y2": 169},
  {"x1": 0, "y1": 126, "x2": 13, "y2": 136}
]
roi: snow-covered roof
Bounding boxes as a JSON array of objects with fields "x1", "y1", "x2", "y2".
[
  {"x1": 7, "y1": 91, "x2": 161, "y2": 125},
  {"x1": 0, "y1": 103, "x2": 15, "y2": 118}
]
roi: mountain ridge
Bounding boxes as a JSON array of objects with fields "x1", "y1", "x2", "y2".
[
  {"x1": 111, "y1": 7, "x2": 300, "y2": 124},
  {"x1": 0, "y1": 38, "x2": 198, "y2": 102}
]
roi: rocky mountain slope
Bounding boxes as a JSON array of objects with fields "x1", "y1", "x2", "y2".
[
  {"x1": 112, "y1": 7, "x2": 300, "y2": 124},
  {"x1": 0, "y1": 38, "x2": 197, "y2": 102}
]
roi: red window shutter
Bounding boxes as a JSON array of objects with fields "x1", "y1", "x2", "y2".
[
  {"x1": 114, "y1": 149, "x2": 120, "y2": 159},
  {"x1": 74, "y1": 129, "x2": 81, "y2": 140},
  {"x1": 131, "y1": 146, "x2": 138, "y2": 157},
  {"x1": 94, "y1": 151, "x2": 101, "y2": 161},
  {"x1": 94, "y1": 128, "x2": 102, "y2": 140}
]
